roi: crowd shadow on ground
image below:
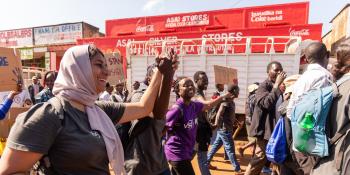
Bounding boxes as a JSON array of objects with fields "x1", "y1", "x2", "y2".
[{"x1": 192, "y1": 139, "x2": 270, "y2": 175}]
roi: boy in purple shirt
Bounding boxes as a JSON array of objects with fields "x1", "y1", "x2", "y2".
[{"x1": 164, "y1": 77, "x2": 231, "y2": 175}]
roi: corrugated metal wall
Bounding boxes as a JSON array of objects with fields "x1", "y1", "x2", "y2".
[{"x1": 128, "y1": 53, "x2": 299, "y2": 114}]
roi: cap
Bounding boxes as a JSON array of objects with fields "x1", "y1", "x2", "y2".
[
  {"x1": 248, "y1": 84, "x2": 259, "y2": 93},
  {"x1": 32, "y1": 76, "x2": 38, "y2": 80}
]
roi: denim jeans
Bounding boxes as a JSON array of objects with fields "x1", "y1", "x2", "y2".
[
  {"x1": 207, "y1": 130, "x2": 241, "y2": 171},
  {"x1": 197, "y1": 151, "x2": 211, "y2": 175},
  {"x1": 210, "y1": 128, "x2": 218, "y2": 144}
]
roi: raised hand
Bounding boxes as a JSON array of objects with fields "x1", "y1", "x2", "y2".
[
  {"x1": 8, "y1": 83, "x2": 23, "y2": 100},
  {"x1": 274, "y1": 71, "x2": 287, "y2": 88},
  {"x1": 12, "y1": 67, "x2": 23, "y2": 85},
  {"x1": 156, "y1": 48, "x2": 178, "y2": 75}
]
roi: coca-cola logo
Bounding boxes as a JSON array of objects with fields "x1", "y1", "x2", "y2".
[
  {"x1": 136, "y1": 25, "x2": 154, "y2": 33},
  {"x1": 289, "y1": 29, "x2": 310, "y2": 36}
]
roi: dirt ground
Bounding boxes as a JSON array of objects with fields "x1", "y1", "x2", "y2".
[
  {"x1": 112, "y1": 139, "x2": 270, "y2": 175},
  {"x1": 192, "y1": 140, "x2": 259, "y2": 175}
]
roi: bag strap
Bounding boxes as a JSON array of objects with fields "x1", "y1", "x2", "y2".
[
  {"x1": 49, "y1": 97, "x2": 64, "y2": 120},
  {"x1": 329, "y1": 122, "x2": 350, "y2": 145},
  {"x1": 32, "y1": 96, "x2": 65, "y2": 174},
  {"x1": 333, "y1": 75, "x2": 350, "y2": 97},
  {"x1": 172, "y1": 104, "x2": 184, "y2": 127}
]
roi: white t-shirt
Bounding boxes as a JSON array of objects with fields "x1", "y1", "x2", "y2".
[
  {"x1": 0, "y1": 90, "x2": 31, "y2": 107},
  {"x1": 286, "y1": 63, "x2": 333, "y2": 119},
  {"x1": 99, "y1": 91, "x2": 112, "y2": 101},
  {"x1": 33, "y1": 84, "x2": 40, "y2": 96},
  {"x1": 111, "y1": 94, "x2": 124, "y2": 102}
]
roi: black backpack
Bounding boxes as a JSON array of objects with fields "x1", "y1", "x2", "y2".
[{"x1": 245, "y1": 93, "x2": 256, "y2": 125}]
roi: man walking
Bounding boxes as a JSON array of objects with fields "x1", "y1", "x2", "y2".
[
  {"x1": 27, "y1": 75, "x2": 43, "y2": 104},
  {"x1": 245, "y1": 61, "x2": 286, "y2": 175},
  {"x1": 193, "y1": 71, "x2": 214, "y2": 175},
  {"x1": 286, "y1": 41, "x2": 333, "y2": 175},
  {"x1": 207, "y1": 84, "x2": 241, "y2": 172}
]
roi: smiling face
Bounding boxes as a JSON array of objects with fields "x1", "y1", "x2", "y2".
[
  {"x1": 115, "y1": 84, "x2": 124, "y2": 93},
  {"x1": 32, "y1": 77, "x2": 38, "y2": 85},
  {"x1": 196, "y1": 73, "x2": 208, "y2": 90},
  {"x1": 45, "y1": 73, "x2": 56, "y2": 90},
  {"x1": 178, "y1": 78, "x2": 196, "y2": 101},
  {"x1": 90, "y1": 53, "x2": 109, "y2": 94}
]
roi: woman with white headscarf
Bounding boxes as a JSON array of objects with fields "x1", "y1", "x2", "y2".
[{"x1": 0, "y1": 44, "x2": 177, "y2": 175}]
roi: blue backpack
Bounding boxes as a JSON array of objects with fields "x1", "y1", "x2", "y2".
[
  {"x1": 266, "y1": 116, "x2": 287, "y2": 164},
  {"x1": 291, "y1": 76, "x2": 350, "y2": 157}
]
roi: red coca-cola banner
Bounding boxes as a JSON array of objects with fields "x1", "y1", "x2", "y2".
[
  {"x1": 105, "y1": 2, "x2": 309, "y2": 37},
  {"x1": 79, "y1": 24, "x2": 321, "y2": 52},
  {"x1": 78, "y1": 23, "x2": 322, "y2": 75}
]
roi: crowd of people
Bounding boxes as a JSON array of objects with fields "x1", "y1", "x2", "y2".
[{"x1": 0, "y1": 38, "x2": 348, "y2": 175}]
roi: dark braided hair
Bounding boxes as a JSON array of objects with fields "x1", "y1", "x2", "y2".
[{"x1": 172, "y1": 76, "x2": 186, "y2": 100}]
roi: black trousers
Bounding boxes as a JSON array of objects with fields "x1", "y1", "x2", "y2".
[{"x1": 168, "y1": 160, "x2": 195, "y2": 175}]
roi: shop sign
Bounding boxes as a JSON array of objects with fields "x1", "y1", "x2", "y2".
[
  {"x1": 136, "y1": 25, "x2": 154, "y2": 33},
  {"x1": 45, "y1": 52, "x2": 50, "y2": 70},
  {"x1": 19, "y1": 48, "x2": 33, "y2": 60},
  {"x1": 33, "y1": 47, "x2": 47, "y2": 53},
  {"x1": 34, "y1": 23, "x2": 83, "y2": 45},
  {"x1": 165, "y1": 13, "x2": 209, "y2": 28},
  {"x1": 249, "y1": 9, "x2": 284, "y2": 23},
  {"x1": 0, "y1": 28, "x2": 33, "y2": 47}
]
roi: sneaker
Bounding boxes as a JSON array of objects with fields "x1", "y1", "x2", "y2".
[
  {"x1": 234, "y1": 167, "x2": 242, "y2": 173},
  {"x1": 208, "y1": 164, "x2": 217, "y2": 170},
  {"x1": 261, "y1": 166, "x2": 272, "y2": 174}
]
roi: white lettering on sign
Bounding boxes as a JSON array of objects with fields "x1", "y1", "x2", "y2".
[
  {"x1": 116, "y1": 39, "x2": 135, "y2": 47},
  {"x1": 289, "y1": 29, "x2": 310, "y2": 36},
  {"x1": 149, "y1": 36, "x2": 178, "y2": 46},
  {"x1": 202, "y1": 32, "x2": 243, "y2": 42},
  {"x1": 136, "y1": 25, "x2": 155, "y2": 33},
  {"x1": 0, "y1": 29, "x2": 33, "y2": 47},
  {"x1": 250, "y1": 10, "x2": 284, "y2": 22},
  {"x1": 34, "y1": 23, "x2": 82, "y2": 45},
  {"x1": 165, "y1": 14, "x2": 209, "y2": 28}
]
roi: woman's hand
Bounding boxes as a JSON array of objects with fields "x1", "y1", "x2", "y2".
[
  {"x1": 7, "y1": 84, "x2": 23, "y2": 100},
  {"x1": 156, "y1": 48, "x2": 179, "y2": 76}
]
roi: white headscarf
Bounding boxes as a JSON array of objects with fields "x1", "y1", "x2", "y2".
[{"x1": 53, "y1": 45, "x2": 125, "y2": 174}]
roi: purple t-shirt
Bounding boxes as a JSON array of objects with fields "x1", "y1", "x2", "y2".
[{"x1": 164, "y1": 98, "x2": 204, "y2": 161}]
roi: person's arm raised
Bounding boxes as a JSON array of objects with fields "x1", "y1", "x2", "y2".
[
  {"x1": 119, "y1": 69, "x2": 161, "y2": 123},
  {"x1": 199, "y1": 93, "x2": 232, "y2": 111},
  {"x1": 152, "y1": 51, "x2": 178, "y2": 120}
]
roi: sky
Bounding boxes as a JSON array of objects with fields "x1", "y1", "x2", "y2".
[{"x1": 0, "y1": 0, "x2": 349, "y2": 36}]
